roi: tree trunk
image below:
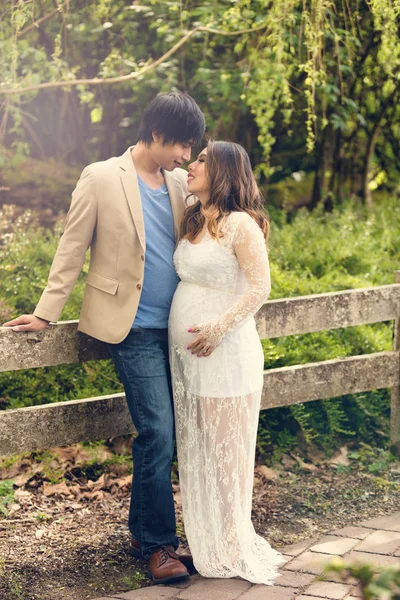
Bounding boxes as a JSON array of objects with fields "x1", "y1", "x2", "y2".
[
  {"x1": 362, "y1": 89, "x2": 397, "y2": 209},
  {"x1": 335, "y1": 140, "x2": 344, "y2": 205},
  {"x1": 310, "y1": 126, "x2": 329, "y2": 210},
  {"x1": 363, "y1": 124, "x2": 380, "y2": 211},
  {"x1": 324, "y1": 128, "x2": 341, "y2": 212}
]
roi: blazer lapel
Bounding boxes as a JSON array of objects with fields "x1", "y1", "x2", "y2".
[
  {"x1": 163, "y1": 170, "x2": 185, "y2": 242},
  {"x1": 119, "y1": 148, "x2": 146, "y2": 251}
]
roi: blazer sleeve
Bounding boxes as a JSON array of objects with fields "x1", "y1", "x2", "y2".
[{"x1": 34, "y1": 167, "x2": 98, "y2": 322}]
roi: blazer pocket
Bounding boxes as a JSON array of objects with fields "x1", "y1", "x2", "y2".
[{"x1": 86, "y1": 271, "x2": 119, "y2": 295}]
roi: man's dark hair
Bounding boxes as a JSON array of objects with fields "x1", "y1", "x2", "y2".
[{"x1": 137, "y1": 92, "x2": 205, "y2": 146}]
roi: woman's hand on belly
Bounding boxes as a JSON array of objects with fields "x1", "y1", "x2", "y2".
[{"x1": 187, "y1": 320, "x2": 224, "y2": 358}]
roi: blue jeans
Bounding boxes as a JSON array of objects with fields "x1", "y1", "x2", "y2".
[{"x1": 107, "y1": 328, "x2": 178, "y2": 559}]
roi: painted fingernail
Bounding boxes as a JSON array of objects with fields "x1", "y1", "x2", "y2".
[{"x1": 188, "y1": 328, "x2": 192, "y2": 332}]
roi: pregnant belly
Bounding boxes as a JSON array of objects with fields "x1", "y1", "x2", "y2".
[
  {"x1": 169, "y1": 281, "x2": 235, "y2": 348},
  {"x1": 169, "y1": 281, "x2": 264, "y2": 397}
]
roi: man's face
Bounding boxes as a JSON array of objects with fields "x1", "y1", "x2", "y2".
[{"x1": 151, "y1": 134, "x2": 192, "y2": 171}]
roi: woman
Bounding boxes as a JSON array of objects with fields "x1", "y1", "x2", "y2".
[{"x1": 168, "y1": 141, "x2": 284, "y2": 584}]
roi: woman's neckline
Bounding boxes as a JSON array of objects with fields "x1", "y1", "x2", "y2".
[{"x1": 184, "y1": 228, "x2": 210, "y2": 246}]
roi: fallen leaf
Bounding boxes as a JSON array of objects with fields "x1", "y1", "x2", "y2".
[
  {"x1": 43, "y1": 481, "x2": 73, "y2": 498},
  {"x1": 106, "y1": 463, "x2": 129, "y2": 477},
  {"x1": 306, "y1": 444, "x2": 326, "y2": 465},
  {"x1": 290, "y1": 453, "x2": 318, "y2": 472},
  {"x1": 87, "y1": 474, "x2": 106, "y2": 492},
  {"x1": 115, "y1": 475, "x2": 132, "y2": 489},
  {"x1": 13, "y1": 472, "x2": 33, "y2": 487},
  {"x1": 328, "y1": 446, "x2": 350, "y2": 467},
  {"x1": 52, "y1": 445, "x2": 90, "y2": 466},
  {"x1": 82, "y1": 490, "x2": 104, "y2": 502},
  {"x1": 14, "y1": 489, "x2": 32, "y2": 501},
  {"x1": 255, "y1": 465, "x2": 279, "y2": 480},
  {"x1": 280, "y1": 454, "x2": 297, "y2": 469},
  {"x1": 8, "y1": 503, "x2": 21, "y2": 515}
]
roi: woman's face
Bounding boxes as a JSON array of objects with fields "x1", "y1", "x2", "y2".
[{"x1": 187, "y1": 148, "x2": 210, "y2": 202}]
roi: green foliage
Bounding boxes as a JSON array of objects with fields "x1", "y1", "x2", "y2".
[
  {"x1": 0, "y1": 207, "x2": 123, "y2": 410},
  {"x1": 256, "y1": 194, "x2": 398, "y2": 456},
  {"x1": 349, "y1": 444, "x2": 398, "y2": 475},
  {"x1": 0, "y1": 0, "x2": 399, "y2": 201},
  {"x1": 324, "y1": 558, "x2": 400, "y2": 599},
  {"x1": 122, "y1": 571, "x2": 146, "y2": 591},
  {"x1": 1, "y1": 194, "x2": 398, "y2": 456},
  {"x1": 269, "y1": 195, "x2": 400, "y2": 293},
  {"x1": 32, "y1": 450, "x2": 65, "y2": 484},
  {"x1": 76, "y1": 442, "x2": 132, "y2": 480},
  {"x1": 0, "y1": 559, "x2": 25, "y2": 600},
  {"x1": 0, "y1": 479, "x2": 15, "y2": 516},
  {"x1": 0, "y1": 208, "x2": 83, "y2": 317}
]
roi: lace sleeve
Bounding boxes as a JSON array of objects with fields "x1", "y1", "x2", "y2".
[{"x1": 189, "y1": 213, "x2": 270, "y2": 351}]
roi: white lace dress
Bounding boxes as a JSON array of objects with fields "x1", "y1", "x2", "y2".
[{"x1": 169, "y1": 211, "x2": 284, "y2": 584}]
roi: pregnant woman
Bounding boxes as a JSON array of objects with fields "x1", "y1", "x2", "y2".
[{"x1": 169, "y1": 141, "x2": 284, "y2": 584}]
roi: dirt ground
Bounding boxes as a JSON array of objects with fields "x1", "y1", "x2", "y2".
[{"x1": 0, "y1": 440, "x2": 399, "y2": 600}]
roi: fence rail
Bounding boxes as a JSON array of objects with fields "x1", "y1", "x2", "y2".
[{"x1": 1, "y1": 278, "x2": 400, "y2": 457}]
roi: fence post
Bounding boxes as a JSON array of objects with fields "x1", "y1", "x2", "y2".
[{"x1": 391, "y1": 270, "x2": 400, "y2": 456}]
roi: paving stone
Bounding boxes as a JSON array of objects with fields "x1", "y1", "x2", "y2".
[
  {"x1": 274, "y1": 571, "x2": 315, "y2": 588},
  {"x1": 177, "y1": 577, "x2": 251, "y2": 600},
  {"x1": 114, "y1": 587, "x2": 182, "y2": 599},
  {"x1": 347, "y1": 586, "x2": 363, "y2": 598},
  {"x1": 280, "y1": 537, "x2": 318, "y2": 557},
  {"x1": 173, "y1": 575, "x2": 201, "y2": 589},
  {"x1": 355, "y1": 529, "x2": 400, "y2": 555},
  {"x1": 304, "y1": 580, "x2": 352, "y2": 599},
  {"x1": 323, "y1": 571, "x2": 357, "y2": 585},
  {"x1": 239, "y1": 585, "x2": 298, "y2": 599},
  {"x1": 359, "y1": 512, "x2": 400, "y2": 532},
  {"x1": 322, "y1": 571, "x2": 347, "y2": 583},
  {"x1": 310, "y1": 537, "x2": 359, "y2": 556},
  {"x1": 329, "y1": 527, "x2": 372, "y2": 540},
  {"x1": 345, "y1": 550, "x2": 400, "y2": 568},
  {"x1": 296, "y1": 597, "x2": 327, "y2": 600},
  {"x1": 282, "y1": 551, "x2": 334, "y2": 575}
]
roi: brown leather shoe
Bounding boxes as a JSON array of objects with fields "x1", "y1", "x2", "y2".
[
  {"x1": 128, "y1": 539, "x2": 195, "y2": 572},
  {"x1": 148, "y1": 545, "x2": 189, "y2": 584}
]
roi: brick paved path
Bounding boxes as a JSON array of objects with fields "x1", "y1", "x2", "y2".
[{"x1": 94, "y1": 512, "x2": 400, "y2": 600}]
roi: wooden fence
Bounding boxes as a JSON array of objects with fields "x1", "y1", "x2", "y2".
[{"x1": 1, "y1": 273, "x2": 400, "y2": 457}]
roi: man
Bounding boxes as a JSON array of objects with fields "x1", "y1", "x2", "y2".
[{"x1": 3, "y1": 92, "x2": 206, "y2": 585}]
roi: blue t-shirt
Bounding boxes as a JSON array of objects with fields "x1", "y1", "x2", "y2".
[{"x1": 133, "y1": 175, "x2": 179, "y2": 328}]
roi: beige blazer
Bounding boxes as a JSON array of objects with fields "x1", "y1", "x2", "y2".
[{"x1": 34, "y1": 147, "x2": 189, "y2": 343}]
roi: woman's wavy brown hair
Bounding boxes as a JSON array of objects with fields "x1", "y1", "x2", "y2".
[{"x1": 181, "y1": 140, "x2": 270, "y2": 244}]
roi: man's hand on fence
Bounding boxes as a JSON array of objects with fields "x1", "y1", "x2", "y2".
[{"x1": 2, "y1": 314, "x2": 50, "y2": 332}]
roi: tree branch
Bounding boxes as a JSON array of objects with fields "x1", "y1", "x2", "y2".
[
  {"x1": 19, "y1": 7, "x2": 62, "y2": 36},
  {"x1": 0, "y1": 23, "x2": 267, "y2": 96}
]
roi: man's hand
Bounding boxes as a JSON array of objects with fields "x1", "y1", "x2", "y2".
[{"x1": 2, "y1": 315, "x2": 50, "y2": 332}]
